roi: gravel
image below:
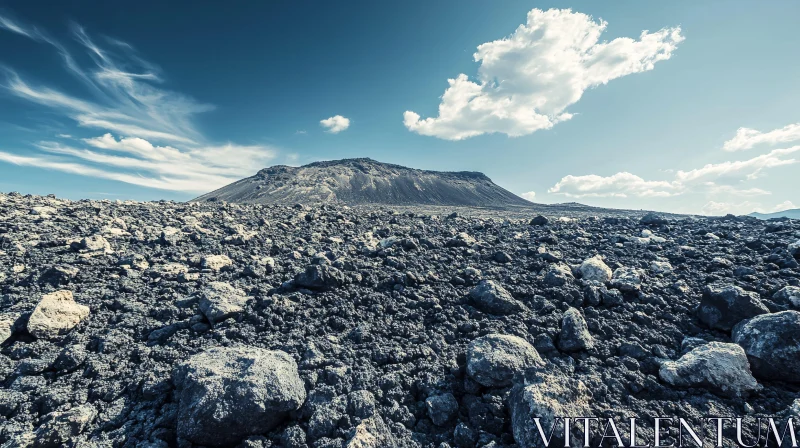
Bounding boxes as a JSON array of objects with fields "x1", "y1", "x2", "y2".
[{"x1": 1, "y1": 191, "x2": 799, "y2": 447}]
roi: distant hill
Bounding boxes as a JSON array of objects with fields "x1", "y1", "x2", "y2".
[
  {"x1": 749, "y1": 208, "x2": 800, "y2": 220},
  {"x1": 191, "y1": 158, "x2": 534, "y2": 207}
]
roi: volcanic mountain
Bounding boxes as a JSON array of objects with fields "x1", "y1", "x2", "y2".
[{"x1": 192, "y1": 158, "x2": 534, "y2": 207}]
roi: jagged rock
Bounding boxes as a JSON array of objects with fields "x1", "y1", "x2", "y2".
[
  {"x1": 610, "y1": 267, "x2": 642, "y2": 292},
  {"x1": 640, "y1": 212, "x2": 668, "y2": 226},
  {"x1": 426, "y1": 393, "x2": 459, "y2": 426},
  {"x1": 467, "y1": 334, "x2": 544, "y2": 387},
  {"x1": 773, "y1": 286, "x2": 800, "y2": 308},
  {"x1": 345, "y1": 415, "x2": 395, "y2": 448},
  {"x1": 697, "y1": 285, "x2": 769, "y2": 331},
  {"x1": 38, "y1": 265, "x2": 79, "y2": 285},
  {"x1": 468, "y1": 280, "x2": 526, "y2": 315},
  {"x1": 529, "y1": 215, "x2": 549, "y2": 226},
  {"x1": 446, "y1": 232, "x2": 476, "y2": 248},
  {"x1": 789, "y1": 240, "x2": 800, "y2": 258},
  {"x1": 27, "y1": 290, "x2": 90, "y2": 340},
  {"x1": 510, "y1": 370, "x2": 591, "y2": 448},
  {"x1": 33, "y1": 404, "x2": 97, "y2": 448},
  {"x1": 295, "y1": 264, "x2": 346, "y2": 290},
  {"x1": 650, "y1": 260, "x2": 673, "y2": 274},
  {"x1": 558, "y1": 308, "x2": 593, "y2": 352},
  {"x1": 659, "y1": 341, "x2": 759, "y2": 397},
  {"x1": 578, "y1": 255, "x2": 612, "y2": 283},
  {"x1": 175, "y1": 346, "x2": 306, "y2": 446},
  {"x1": 543, "y1": 263, "x2": 573, "y2": 286},
  {"x1": 198, "y1": 282, "x2": 250, "y2": 325},
  {"x1": 732, "y1": 311, "x2": 800, "y2": 382},
  {"x1": 71, "y1": 234, "x2": 112, "y2": 254},
  {"x1": 201, "y1": 254, "x2": 233, "y2": 272},
  {"x1": 1, "y1": 313, "x2": 17, "y2": 344},
  {"x1": 118, "y1": 253, "x2": 150, "y2": 270}
]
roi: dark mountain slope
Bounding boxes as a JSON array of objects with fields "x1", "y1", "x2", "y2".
[{"x1": 192, "y1": 158, "x2": 534, "y2": 207}]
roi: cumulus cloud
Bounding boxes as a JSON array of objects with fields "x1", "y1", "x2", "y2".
[
  {"x1": 701, "y1": 200, "x2": 797, "y2": 216},
  {"x1": 520, "y1": 191, "x2": 536, "y2": 201},
  {"x1": 723, "y1": 123, "x2": 800, "y2": 151},
  {"x1": 320, "y1": 115, "x2": 350, "y2": 133},
  {"x1": 549, "y1": 146, "x2": 799, "y2": 200},
  {"x1": 548, "y1": 172, "x2": 683, "y2": 198},
  {"x1": 404, "y1": 8, "x2": 683, "y2": 140},
  {"x1": 0, "y1": 15, "x2": 277, "y2": 193}
]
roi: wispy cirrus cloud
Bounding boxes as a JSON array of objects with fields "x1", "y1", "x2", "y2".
[
  {"x1": 0, "y1": 13, "x2": 278, "y2": 193},
  {"x1": 723, "y1": 123, "x2": 800, "y2": 152},
  {"x1": 404, "y1": 8, "x2": 683, "y2": 140}
]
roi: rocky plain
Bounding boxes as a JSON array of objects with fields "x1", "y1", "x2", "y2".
[{"x1": 1, "y1": 191, "x2": 800, "y2": 447}]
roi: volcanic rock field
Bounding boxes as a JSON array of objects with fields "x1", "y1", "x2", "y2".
[{"x1": 1, "y1": 191, "x2": 800, "y2": 447}]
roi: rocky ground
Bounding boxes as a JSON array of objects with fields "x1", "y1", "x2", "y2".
[{"x1": 1, "y1": 191, "x2": 799, "y2": 448}]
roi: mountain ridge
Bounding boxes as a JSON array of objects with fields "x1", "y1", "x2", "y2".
[
  {"x1": 749, "y1": 208, "x2": 800, "y2": 220},
  {"x1": 192, "y1": 158, "x2": 534, "y2": 207}
]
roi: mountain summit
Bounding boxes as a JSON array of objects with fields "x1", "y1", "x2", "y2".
[{"x1": 191, "y1": 158, "x2": 533, "y2": 207}]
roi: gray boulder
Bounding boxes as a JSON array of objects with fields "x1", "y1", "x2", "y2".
[
  {"x1": 543, "y1": 263, "x2": 573, "y2": 287},
  {"x1": 175, "y1": 346, "x2": 306, "y2": 446},
  {"x1": 1, "y1": 314, "x2": 17, "y2": 344},
  {"x1": 295, "y1": 264, "x2": 346, "y2": 290},
  {"x1": 510, "y1": 370, "x2": 591, "y2": 448},
  {"x1": 789, "y1": 240, "x2": 800, "y2": 258},
  {"x1": 659, "y1": 341, "x2": 759, "y2": 397},
  {"x1": 33, "y1": 404, "x2": 97, "y2": 448},
  {"x1": 578, "y1": 255, "x2": 612, "y2": 283},
  {"x1": 558, "y1": 308, "x2": 593, "y2": 352},
  {"x1": 468, "y1": 280, "x2": 526, "y2": 315},
  {"x1": 198, "y1": 282, "x2": 250, "y2": 325},
  {"x1": 27, "y1": 290, "x2": 90, "y2": 340},
  {"x1": 445, "y1": 232, "x2": 477, "y2": 248},
  {"x1": 345, "y1": 415, "x2": 396, "y2": 448},
  {"x1": 529, "y1": 215, "x2": 549, "y2": 226},
  {"x1": 425, "y1": 393, "x2": 459, "y2": 426},
  {"x1": 773, "y1": 286, "x2": 800, "y2": 308},
  {"x1": 201, "y1": 254, "x2": 233, "y2": 272},
  {"x1": 610, "y1": 267, "x2": 642, "y2": 292},
  {"x1": 467, "y1": 334, "x2": 544, "y2": 387},
  {"x1": 732, "y1": 311, "x2": 800, "y2": 382},
  {"x1": 697, "y1": 285, "x2": 769, "y2": 331},
  {"x1": 640, "y1": 212, "x2": 668, "y2": 226}
]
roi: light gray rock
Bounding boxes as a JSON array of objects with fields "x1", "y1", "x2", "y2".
[
  {"x1": 71, "y1": 234, "x2": 112, "y2": 254},
  {"x1": 558, "y1": 308, "x2": 593, "y2": 352},
  {"x1": 200, "y1": 254, "x2": 233, "y2": 272},
  {"x1": 445, "y1": 232, "x2": 476, "y2": 248},
  {"x1": 175, "y1": 346, "x2": 306, "y2": 447},
  {"x1": 732, "y1": 311, "x2": 800, "y2": 383},
  {"x1": 659, "y1": 341, "x2": 759, "y2": 397},
  {"x1": 650, "y1": 260, "x2": 673, "y2": 275},
  {"x1": 27, "y1": 291, "x2": 90, "y2": 340},
  {"x1": 467, "y1": 334, "x2": 544, "y2": 387},
  {"x1": 510, "y1": 370, "x2": 591, "y2": 448},
  {"x1": 610, "y1": 267, "x2": 642, "y2": 292},
  {"x1": 578, "y1": 255, "x2": 612, "y2": 283},
  {"x1": 345, "y1": 415, "x2": 396, "y2": 448},
  {"x1": 468, "y1": 280, "x2": 526, "y2": 315},
  {"x1": 773, "y1": 286, "x2": 800, "y2": 308},
  {"x1": 33, "y1": 404, "x2": 97, "y2": 448},
  {"x1": 0, "y1": 314, "x2": 17, "y2": 344},
  {"x1": 198, "y1": 282, "x2": 250, "y2": 325},
  {"x1": 697, "y1": 285, "x2": 769, "y2": 331}
]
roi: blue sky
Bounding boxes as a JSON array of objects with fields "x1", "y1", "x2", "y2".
[{"x1": 0, "y1": 0, "x2": 798, "y2": 215}]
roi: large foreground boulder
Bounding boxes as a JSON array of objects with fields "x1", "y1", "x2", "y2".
[
  {"x1": 510, "y1": 370, "x2": 591, "y2": 448},
  {"x1": 467, "y1": 334, "x2": 544, "y2": 387},
  {"x1": 697, "y1": 285, "x2": 769, "y2": 331},
  {"x1": 468, "y1": 280, "x2": 526, "y2": 315},
  {"x1": 732, "y1": 311, "x2": 800, "y2": 383},
  {"x1": 659, "y1": 341, "x2": 759, "y2": 397},
  {"x1": 27, "y1": 290, "x2": 90, "y2": 340},
  {"x1": 175, "y1": 346, "x2": 306, "y2": 446}
]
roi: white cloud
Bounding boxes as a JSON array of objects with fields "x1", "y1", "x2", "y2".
[
  {"x1": 701, "y1": 200, "x2": 797, "y2": 216},
  {"x1": 674, "y1": 147, "x2": 799, "y2": 182},
  {"x1": 320, "y1": 115, "x2": 350, "y2": 133},
  {"x1": 520, "y1": 191, "x2": 536, "y2": 201},
  {"x1": 404, "y1": 8, "x2": 683, "y2": 140},
  {"x1": 723, "y1": 123, "x2": 800, "y2": 152},
  {"x1": 549, "y1": 147, "x2": 798, "y2": 199},
  {"x1": 0, "y1": 15, "x2": 278, "y2": 193},
  {"x1": 548, "y1": 172, "x2": 683, "y2": 198}
]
